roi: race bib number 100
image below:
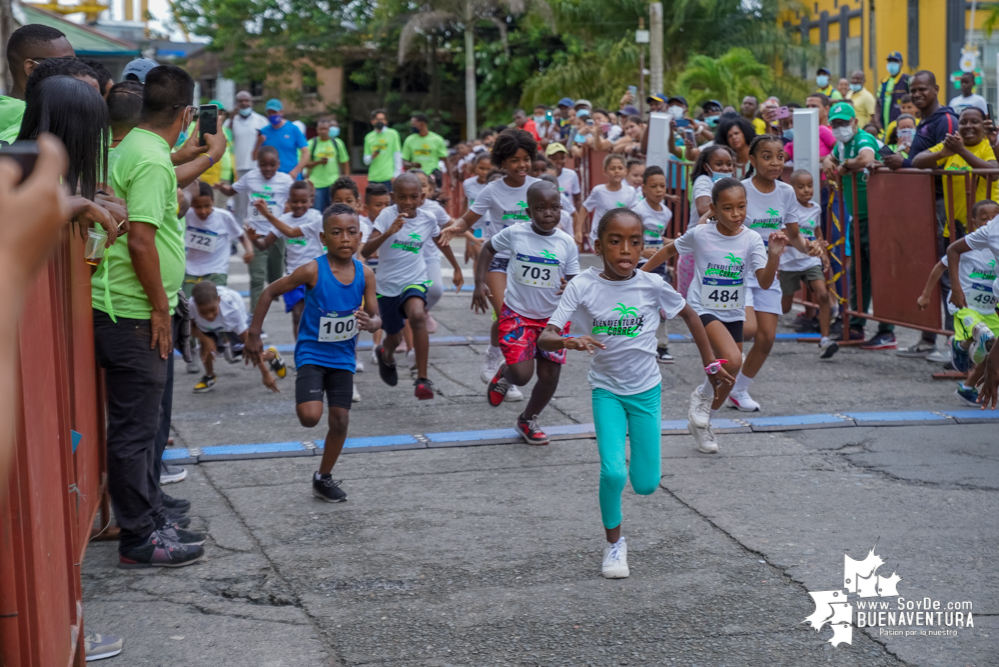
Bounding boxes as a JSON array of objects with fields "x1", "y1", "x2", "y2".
[
  {"x1": 511, "y1": 252, "x2": 558, "y2": 289},
  {"x1": 185, "y1": 227, "x2": 219, "y2": 253},
  {"x1": 318, "y1": 311, "x2": 358, "y2": 342}
]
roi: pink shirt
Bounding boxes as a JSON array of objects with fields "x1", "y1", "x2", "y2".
[{"x1": 784, "y1": 125, "x2": 836, "y2": 181}]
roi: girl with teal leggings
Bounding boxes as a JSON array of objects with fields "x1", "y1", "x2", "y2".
[{"x1": 541, "y1": 207, "x2": 732, "y2": 579}]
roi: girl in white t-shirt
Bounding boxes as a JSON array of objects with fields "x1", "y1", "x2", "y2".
[
  {"x1": 577, "y1": 153, "x2": 638, "y2": 249},
  {"x1": 643, "y1": 177, "x2": 787, "y2": 453},
  {"x1": 539, "y1": 208, "x2": 733, "y2": 580},
  {"x1": 461, "y1": 152, "x2": 492, "y2": 245},
  {"x1": 439, "y1": 129, "x2": 540, "y2": 385},
  {"x1": 633, "y1": 166, "x2": 674, "y2": 363},
  {"x1": 681, "y1": 146, "x2": 736, "y2": 297},
  {"x1": 730, "y1": 135, "x2": 815, "y2": 412}
]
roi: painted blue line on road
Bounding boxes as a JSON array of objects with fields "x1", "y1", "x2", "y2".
[
  {"x1": 425, "y1": 427, "x2": 519, "y2": 443},
  {"x1": 162, "y1": 448, "x2": 192, "y2": 460},
  {"x1": 201, "y1": 441, "x2": 306, "y2": 456},
  {"x1": 341, "y1": 434, "x2": 420, "y2": 449},
  {"x1": 843, "y1": 411, "x2": 950, "y2": 423},
  {"x1": 746, "y1": 413, "x2": 846, "y2": 427},
  {"x1": 939, "y1": 409, "x2": 999, "y2": 420}
]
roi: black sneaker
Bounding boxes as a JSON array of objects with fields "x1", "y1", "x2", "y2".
[
  {"x1": 165, "y1": 512, "x2": 191, "y2": 529},
  {"x1": 414, "y1": 377, "x2": 435, "y2": 400},
  {"x1": 860, "y1": 331, "x2": 897, "y2": 350},
  {"x1": 847, "y1": 326, "x2": 865, "y2": 341},
  {"x1": 819, "y1": 339, "x2": 840, "y2": 360},
  {"x1": 376, "y1": 346, "x2": 398, "y2": 387},
  {"x1": 312, "y1": 472, "x2": 347, "y2": 503},
  {"x1": 159, "y1": 524, "x2": 206, "y2": 546},
  {"x1": 656, "y1": 345, "x2": 674, "y2": 364},
  {"x1": 794, "y1": 315, "x2": 820, "y2": 333},
  {"x1": 162, "y1": 493, "x2": 191, "y2": 513},
  {"x1": 118, "y1": 530, "x2": 204, "y2": 569}
]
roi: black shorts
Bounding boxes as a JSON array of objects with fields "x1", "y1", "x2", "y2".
[
  {"x1": 295, "y1": 364, "x2": 353, "y2": 409},
  {"x1": 699, "y1": 313, "x2": 744, "y2": 343},
  {"x1": 204, "y1": 331, "x2": 243, "y2": 357},
  {"x1": 377, "y1": 285, "x2": 427, "y2": 335}
]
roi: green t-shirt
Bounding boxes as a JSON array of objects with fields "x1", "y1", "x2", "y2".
[
  {"x1": 306, "y1": 136, "x2": 350, "y2": 188},
  {"x1": 92, "y1": 128, "x2": 185, "y2": 319},
  {"x1": 833, "y1": 129, "x2": 878, "y2": 219},
  {"x1": 402, "y1": 130, "x2": 447, "y2": 175},
  {"x1": 364, "y1": 128, "x2": 402, "y2": 182},
  {"x1": 0, "y1": 96, "x2": 25, "y2": 142}
]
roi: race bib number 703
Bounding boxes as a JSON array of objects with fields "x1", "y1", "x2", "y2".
[{"x1": 511, "y1": 252, "x2": 559, "y2": 289}]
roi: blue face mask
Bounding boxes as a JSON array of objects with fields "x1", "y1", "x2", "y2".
[
  {"x1": 816, "y1": 75, "x2": 830, "y2": 88},
  {"x1": 705, "y1": 114, "x2": 720, "y2": 127},
  {"x1": 710, "y1": 170, "x2": 728, "y2": 183},
  {"x1": 330, "y1": 126, "x2": 340, "y2": 138},
  {"x1": 783, "y1": 128, "x2": 794, "y2": 142},
  {"x1": 267, "y1": 114, "x2": 282, "y2": 126},
  {"x1": 887, "y1": 62, "x2": 901, "y2": 76},
  {"x1": 574, "y1": 133, "x2": 586, "y2": 144}
]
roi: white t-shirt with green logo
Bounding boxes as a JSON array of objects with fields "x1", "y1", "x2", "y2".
[
  {"x1": 184, "y1": 207, "x2": 244, "y2": 276},
  {"x1": 273, "y1": 209, "x2": 324, "y2": 273},
  {"x1": 419, "y1": 199, "x2": 451, "y2": 261},
  {"x1": 372, "y1": 205, "x2": 441, "y2": 297},
  {"x1": 462, "y1": 176, "x2": 489, "y2": 230},
  {"x1": 193, "y1": 286, "x2": 248, "y2": 335},
  {"x1": 470, "y1": 176, "x2": 539, "y2": 254},
  {"x1": 964, "y1": 219, "x2": 999, "y2": 307},
  {"x1": 673, "y1": 222, "x2": 767, "y2": 323},
  {"x1": 779, "y1": 200, "x2": 821, "y2": 272},
  {"x1": 489, "y1": 224, "x2": 580, "y2": 319},
  {"x1": 583, "y1": 183, "x2": 638, "y2": 244},
  {"x1": 231, "y1": 168, "x2": 294, "y2": 233},
  {"x1": 633, "y1": 198, "x2": 673, "y2": 249},
  {"x1": 557, "y1": 168, "x2": 581, "y2": 213},
  {"x1": 548, "y1": 267, "x2": 686, "y2": 395},
  {"x1": 941, "y1": 249, "x2": 998, "y2": 315},
  {"x1": 742, "y1": 177, "x2": 799, "y2": 291}
]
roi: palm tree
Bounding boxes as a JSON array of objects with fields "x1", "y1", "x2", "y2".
[
  {"x1": 766, "y1": 207, "x2": 780, "y2": 217},
  {"x1": 724, "y1": 253, "x2": 743, "y2": 265},
  {"x1": 398, "y1": 0, "x2": 553, "y2": 139},
  {"x1": 409, "y1": 232, "x2": 423, "y2": 241},
  {"x1": 539, "y1": 249, "x2": 556, "y2": 259},
  {"x1": 612, "y1": 303, "x2": 638, "y2": 320},
  {"x1": 677, "y1": 48, "x2": 771, "y2": 109}
]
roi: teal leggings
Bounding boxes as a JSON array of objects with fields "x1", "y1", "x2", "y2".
[{"x1": 592, "y1": 385, "x2": 662, "y2": 530}]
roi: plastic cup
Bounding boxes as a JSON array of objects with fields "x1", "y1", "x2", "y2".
[{"x1": 84, "y1": 227, "x2": 108, "y2": 266}]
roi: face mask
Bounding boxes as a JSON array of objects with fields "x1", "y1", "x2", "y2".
[
  {"x1": 898, "y1": 128, "x2": 915, "y2": 142},
  {"x1": 374, "y1": 121, "x2": 384, "y2": 131},
  {"x1": 833, "y1": 126, "x2": 855, "y2": 143},
  {"x1": 667, "y1": 106, "x2": 684, "y2": 119},
  {"x1": 705, "y1": 114, "x2": 720, "y2": 127},
  {"x1": 330, "y1": 126, "x2": 340, "y2": 138},
  {"x1": 816, "y1": 75, "x2": 829, "y2": 88},
  {"x1": 410, "y1": 125, "x2": 420, "y2": 134},
  {"x1": 887, "y1": 62, "x2": 901, "y2": 76},
  {"x1": 783, "y1": 128, "x2": 794, "y2": 142},
  {"x1": 238, "y1": 107, "x2": 252, "y2": 118},
  {"x1": 534, "y1": 115, "x2": 546, "y2": 125},
  {"x1": 710, "y1": 170, "x2": 728, "y2": 183},
  {"x1": 574, "y1": 133, "x2": 586, "y2": 144},
  {"x1": 267, "y1": 114, "x2": 281, "y2": 126},
  {"x1": 849, "y1": 83, "x2": 862, "y2": 93}
]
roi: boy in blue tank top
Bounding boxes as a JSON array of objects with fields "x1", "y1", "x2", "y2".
[{"x1": 246, "y1": 203, "x2": 381, "y2": 503}]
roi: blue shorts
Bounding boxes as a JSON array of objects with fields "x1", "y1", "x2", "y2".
[
  {"x1": 377, "y1": 285, "x2": 427, "y2": 335},
  {"x1": 283, "y1": 284, "x2": 306, "y2": 312}
]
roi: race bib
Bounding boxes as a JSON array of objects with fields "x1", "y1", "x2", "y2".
[
  {"x1": 511, "y1": 252, "x2": 558, "y2": 289},
  {"x1": 249, "y1": 193, "x2": 278, "y2": 226},
  {"x1": 185, "y1": 227, "x2": 219, "y2": 253},
  {"x1": 318, "y1": 310, "x2": 358, "y2": 342},
  {"x1": 701, "y1": 279, "x2": 743, "y2": 309},
  {"x1": 644, "y1": 229, "x2": 665, "y2": 247},
  {"x1": 969, "y1": 282, "x2": 998, "y2": 310}
]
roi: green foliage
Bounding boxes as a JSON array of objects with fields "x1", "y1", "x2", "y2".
[{"x1": 677, "y1": 48, "x2": 769, "y2": 108}]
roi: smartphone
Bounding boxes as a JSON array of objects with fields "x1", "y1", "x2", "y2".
[
  {"x1": 585, "y1": 118, "x2": 593, "y2": 126},
  {"x1": 674, "y1": 118, "x2": 690, "y2": 128},
  {"x1": 775, "y1": 106, "x2": 790, "y2": 120},
  {"x1": 878, "y1": 145, "x2": 895, "y2": 158},
  {"x1": 0, "y1": 140, "x2": 39, "y2": 183},
  {"x1": 198, "y1": 104, "x2": 219, "y2": 147},
  {"x1": 683, "y1": 128, "x2": 695, "y2": 144},
  {"x1": 628, "y1": 85, "x2": 637, "y2": 97},
  {"x1": 601, "y1": 123, "x2": 611, "y2": 134},
  {"x1": 989, "y1": 103, "x2": 995, "y2": 123}
]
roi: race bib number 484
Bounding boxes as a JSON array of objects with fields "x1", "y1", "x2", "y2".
[
  {"x1": 511, "y1": 252, "x2": 559, "y2": 289},
  {"x1": 318, "y1": 311, "x2": 358, "y2": 342},
  {"x1": 701, "y1": 278, "x2": 743, "y2": 309}
]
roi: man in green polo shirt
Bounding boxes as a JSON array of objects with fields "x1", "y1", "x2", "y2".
[
  {"x1": 828, "y1": 102, "x2": 895, "y2": 349},
  {"x1": 306, "y1": 115, "x2": 350, "y2": 212},
  {"x1": 91, "y1": 65, "x2": 206, "y2": 569},
  {"x1": 1, "y1": 24, "x2": 74, "y2": 139},
  {"x1": 363, "y1": 108, "x2": 402, "y2": 189},
  {"x1": 402, "y1": 113, "x2": 448, "y2": 176}
]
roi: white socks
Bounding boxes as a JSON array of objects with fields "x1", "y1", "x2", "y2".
[
  {"x1": 656, "y1": 318, "x2": 669, "y2": 346},
  {"x1": 487, "y1": 344, "x2": 501, "y2": 359},
  {"x1": 698, "y1": 377, "x2": 713, "y2": 396},
  {"x1": 733, "y1": 371, "x2": 753, "y2": 394}
]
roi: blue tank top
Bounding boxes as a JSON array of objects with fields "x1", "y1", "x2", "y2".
[{"x1": 295, "y1": 256, "x2": 365, "y2": 371}]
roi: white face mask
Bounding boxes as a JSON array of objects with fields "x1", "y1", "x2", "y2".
[
  {"x1": 898, "y1": 127, "x2": 915, "y2": 142},
  {"x1": 667, "y1": 106, "x2": 684, "y2": 119},
  {"x1": 833, "y1": 126, "x2": 856, "y2": 144}
]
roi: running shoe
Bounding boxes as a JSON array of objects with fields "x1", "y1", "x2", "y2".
[
  {"x1": 687, "y1": 420, "x2": 705, "y2": 450},
  {"x1": 159, "y1": 464, "x2": 188, "y2": 485},
  {"x1": 794, "y1": 315, "x2": 820, "y2": 334},
  {"x1": 819, "y1": 337, "x2": 840, "y2": 360},
  {"x1": 352, "y1": 384, "x2": 361, "y2": 403},
  {"x1": 727, "y1": 390, "x2": 760, "y2": 412},
  {"x1": 698, "y1": 424, "x2": 719, "y2": 454},
  {"x1": 312, "y1": 472, "x2": 347, "y2": 503},
  {"x1": 355, "y1": 358, "x2": 365, "y2": 373},
  {"x1": 515, "y1": 415, "x2": 549, "y2": 445},
  {"x1": 407, "y1": 348, "x2": 417, "y2": 370},
  {"x1": 480, "y1": 347, "x2": 503, "y2": 384},
  {"x1": 193, "y1": 374, "x2": 216, "y2": 393},
  {"x1": 161, "y1": 493, "x2": 191, "y2": 513},
  {"x1": 896, "y1": 339, "x2": 936, "y2": 358},
  {"x1": 425, "y1": 312, "x2": 438, "y2": 334},
  {"x1": 84, "y1": 632, "x2": 123, "y2": 662},
  {"x1": 164, "y1": 512, "x2": 191, "y2": 529},
  {"x1": 951, "y1": 337, "x2": 972, "y2": 373},
  {"x1": 185, "y1": 358, "x2": 201, "y2": 374},
  {"x1": 971, "y1": 322, "x2": 996, "y2": 364},
  {"x1": 376, "y1": 346, "x2": 398, "y2": 386},
  {"x1": 602, "y1": 537, "x2": 629, "y2": 579},
  {"x1": 847, "y1": 326, "x2": 866, "y2": 341},
  {"x1": 487, "y1": 368, "x2": 511, "y2": 406},
  {"x1": 925, "y1": 347, "x2": 951, "y2": 364},
  {"x1": 656, "y1": 345, "x2": 674, "y2": 364},
  {"x1": 955, "y1": 383, "x2": 980, "y2": 407},
  {"x1": 370, "y1": 346, "x2": 379, "y2": 364},
  {"x1": 414, "y1": 377, "x2": 435, "y2": 400},
  {"x1": 687, "y1": 387, "x2": 712, "y2": 429},
  {"x1": 118, "y1": 530, "x2": 204, "y2": 569},
  {"x1": 860, "y1": 331, "x2": 896, "y2": 350},
  {"x1": 504, "y1": 384, "x2": 524, "y2": 402},
  {"x1": 268, "y1": 346, "x2": 287, "y2": 378},
  {"x1": 159, "y1": 524, "x2": 206, "y2": 546}
]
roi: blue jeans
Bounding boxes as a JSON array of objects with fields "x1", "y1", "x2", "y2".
[{"x1": 313, "y1": 184, "x2": 332, "y2": 214}]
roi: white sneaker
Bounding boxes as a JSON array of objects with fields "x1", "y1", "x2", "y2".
[
  {"x1": 480, "y1": 348, "x2": 502, "y2": 384},
  {"x1": 687, "y1": 387, "x2": 712, "y2": 429},
  {"x1": 407, "y1": 348, "x2": 417, "y2": 370},
  {"x1": 602, "y1": 537, "x2": 629, "y2": 579},
  {"x1": 727, "y1": 390, "x2": 760, "y2": 412},
  {"x1": 371, "y1": 346, "x2": 379, "y2": 364},
  {"x1": 504, "y1": 384, "x2": 524, "y2": 402},
  {"x1": 186, "y1": 359, "x2": 201, "y2": 374},
  {"x1": 687, "y1": 421, "x2": 704, "y2": 450},
  {"x1": 925, "y1": 347, "x2": 951, "y2": 364},
  {"x1": 698, "y1": 424, "x2": 718, "y2": 454},
  {"x1": 355, "y1": 359, "x2": 365, "y2": 373},
  {"x1": 971, "y1": 322, "x2": 996, "y2": 364},
  {"x1": 352, "y1": 384, "x2": 361, "y2": 403}
]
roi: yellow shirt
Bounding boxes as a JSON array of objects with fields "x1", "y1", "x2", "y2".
[
  {"x1": 847, "y1": 88, "x2": 877, "y2": 128},
  {"x1": 929, "y1": 138, "x2": 998, "y2": 236},
  {"x1": 751, "y1": 117, "x2": 767, "y2": 136}
]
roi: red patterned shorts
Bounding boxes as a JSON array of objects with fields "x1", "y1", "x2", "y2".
[{"x1": 498, "y1": 304, "x2": 568, "y2": 366}]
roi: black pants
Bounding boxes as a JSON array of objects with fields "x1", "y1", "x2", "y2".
[
  {"x1": 154, "y1": 318, "x2": 180, "y2": 480},
  {"x1": 94, "y1": 310, "x2": 168, "y2": 550},
  {"x1": 922, "y1": 197, "x2": 961, "y2": 343}
]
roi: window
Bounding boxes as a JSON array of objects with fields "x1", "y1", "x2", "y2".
[
  {"x1": 846, "y1": 35, "x2": 862, "y2": 76},
  {"x1": 301, "y1": 67, "x2": 318, "y2": 96},
  {"x1": 249, "y1": 80, "x2": 264, "y2": 98},
  {"x1": 825, "y1": 40, "x2": 841, "y2": 80},
  {"x1": 200, "y1": 78, "x2": 216, "y2": 101}
]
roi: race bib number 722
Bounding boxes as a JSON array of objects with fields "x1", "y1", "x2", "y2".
[{"x1": 185, "y1": 227, "x2": 219, "y2": 253}]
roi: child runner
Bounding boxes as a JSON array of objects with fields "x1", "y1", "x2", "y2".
[
  {"x1": 537, "y1": 173, "x2": 575, "y2": 234},
  {"x1": 189, "y1": 281, "x2": 287, "y2": 393},
  {"x1": 577, "y1": 153, "x2": 637, "y2": 249},
  {"x1": 925, "y1": 200, "x2": 999, "y2": 405},
  {"x1": 183, "y1": 181, "x2": 254, "y2": 296},
  {"x1": 546, "y1": 142, "x2": 581, "y2": 215},
  {"x1": 633, "y1": 165, "x2": 675, "y2": 364},
  {"x1": 530, "y1": 155, "x2": 552, "y2": 178},
  {"x1": 360, "y1": 182, "x2": 393, "y2": 366},
  {"x1": 246, "y1": 204, "x2": 381, "y2": 502},
  {"x1": 439, "y1": 128, "x2": 540, "y2": 388},
  {"x1": 215, "y1": 145, "x2": 294, "y2": 310},
  {"x1": 643, "y1": 177, "x2": 788, "y2": 452},
  {"x1": 462, "y1": 153, "x2": 493, "y2": 241},
  {"x1": 472, "y1": 181, "x2": 580, "y2": 444},
  {"x1": 778, "y1": 169, "x2": 837, "y2": 359},
  {"x1": 626, "y1": 158, "x2": 645, "y2": 190},
  {"x1": 732, "y1": 134, "x2": 816, "y2": 411},
  {"x1": 330, "y1": 175, "x2": 361, "y2": 210},
  {"x1": 539, "y1": 208, "x2": 732, "y2": 579},
  {"x1": 683, "y1": 146, "x2": 737, "y2": 297},
  {"x1": 362, "y1": 172, "x2": 463, "y2": 399},
  {"x1": 246, "y1": 181, "x2": 324, "y2": 338}
]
